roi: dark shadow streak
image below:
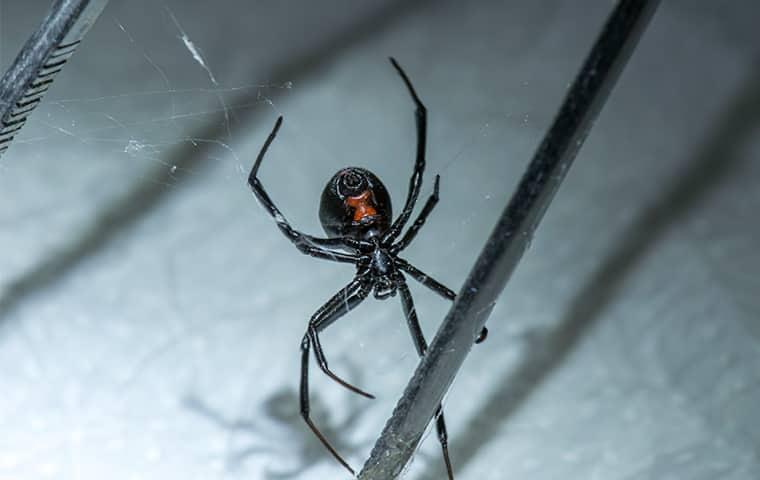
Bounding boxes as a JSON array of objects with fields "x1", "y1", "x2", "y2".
[
  {"x1": 183, "y1": 384, "x2": 371, "y2": 479},
  {"x1": 418, "y1": 66, "x2": 760, "y2": 479},
  {"x1": 0, "y1": 0, "x2": 433, "y2": 332}
]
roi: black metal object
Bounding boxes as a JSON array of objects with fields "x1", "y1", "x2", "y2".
[
  {"x1": 0, "y1": 0, "x2": 109, "y2": 158},
  {"x1": 358, "y1": 0, "x2": 661, "y2": 478}
]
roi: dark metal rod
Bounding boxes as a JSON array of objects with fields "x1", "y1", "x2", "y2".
[
  {"x1": 0, "y1": 0, "x2": 109, "y2": 158},
  {"x1": 358, "y1": 0, "x2": 661, "y2": 478}
]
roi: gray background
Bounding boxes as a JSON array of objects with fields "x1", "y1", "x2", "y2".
[{"x1": 1, "y1": 1, "x2": 759, "y2": 479}]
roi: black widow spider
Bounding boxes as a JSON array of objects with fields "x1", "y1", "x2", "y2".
[{"x1": 248, "y1": 58, "x2": 487, "y2": 479}]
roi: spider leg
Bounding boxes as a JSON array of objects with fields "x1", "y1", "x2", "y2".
[
  {"x1": 383, "y1": 58, "x2": 427, "y2": 244},
  {"x1": 300, "y1": 336, "x2": 356, "y2": 475},
  {"x1": 248, "y1": 117, "x2": 358, "y2": 263},
  {"x1": 396, "y1": 259, "x2": 488, "y2": 343},
  {"x1": 392, "y1": 174, "x2": 440, "y2": 254},
  {"x1": 397, "y1": 276, "x2": 454, "y2": 480},
  {"x1": 300, "y1": 278, "x2": 372, "y2": 476},
  {"x1": 395, "y1": 258, "x2": 455, "y2": 300},
  {"x1": 307, "y1": 280, "x2": 374, "y2": 398}
]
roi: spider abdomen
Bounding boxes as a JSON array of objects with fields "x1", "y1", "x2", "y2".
[{"x1": 319, "y1": 167, "x2": 392, "y2": 241}]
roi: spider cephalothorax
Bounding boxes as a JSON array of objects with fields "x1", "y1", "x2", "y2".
[
  {"x1": 319, "y1": 167, "x2": 392, "y2": 240},
  {"x1": 247, "y1": 58, "x2": 487, "y2": 480}
]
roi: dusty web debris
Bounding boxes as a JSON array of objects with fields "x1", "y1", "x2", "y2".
[
  {"x1": 165, "y1": 7, "x2": 232, "y2": 140},
  {"x1": 166, "y1": 8, "x2": 218, "y2": 86},
  {"x1": 124, "y1": 139, "x2": 147, "y2": 156}
]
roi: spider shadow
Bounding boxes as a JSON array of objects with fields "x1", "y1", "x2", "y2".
[
  {"x1": 183, "y1": 363, "x2": 373, "y2": 479},
  {"x1": 415, "y1": 65, "x2": 760, "y2": 479},
  {"x1": 0, "y1": 0, "x2": 436, "y2": 337}
]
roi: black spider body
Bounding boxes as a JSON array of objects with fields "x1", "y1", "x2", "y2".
[
  {"x1": 321, "y1": 168, "x2": 406, "y2": 299},
  {"x1": 247, "y1": 58, "x2": 487, "y2": 479},
  {"x1": 362, "y1": 242, "x2": 398, "y2": 300}
]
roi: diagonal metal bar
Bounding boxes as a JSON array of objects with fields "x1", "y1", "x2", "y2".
[
  {"x1": 358, "y1": 0, "x2": 661, "y2": 478},
  {"x1": 0, "y1": 0, "x2": 110, "y2": 158}
]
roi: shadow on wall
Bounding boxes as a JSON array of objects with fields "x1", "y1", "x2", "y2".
[
  {"x1": 416, "y1": 64, "x2": 760, "y2": 479},
  {"x1": 183, "y1": 361, "x2": 373, "y2": 479}
]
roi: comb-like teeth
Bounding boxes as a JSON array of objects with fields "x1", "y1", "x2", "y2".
[{"x1": 0, "y1": 38, "x2": 83, "y2": 157}]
